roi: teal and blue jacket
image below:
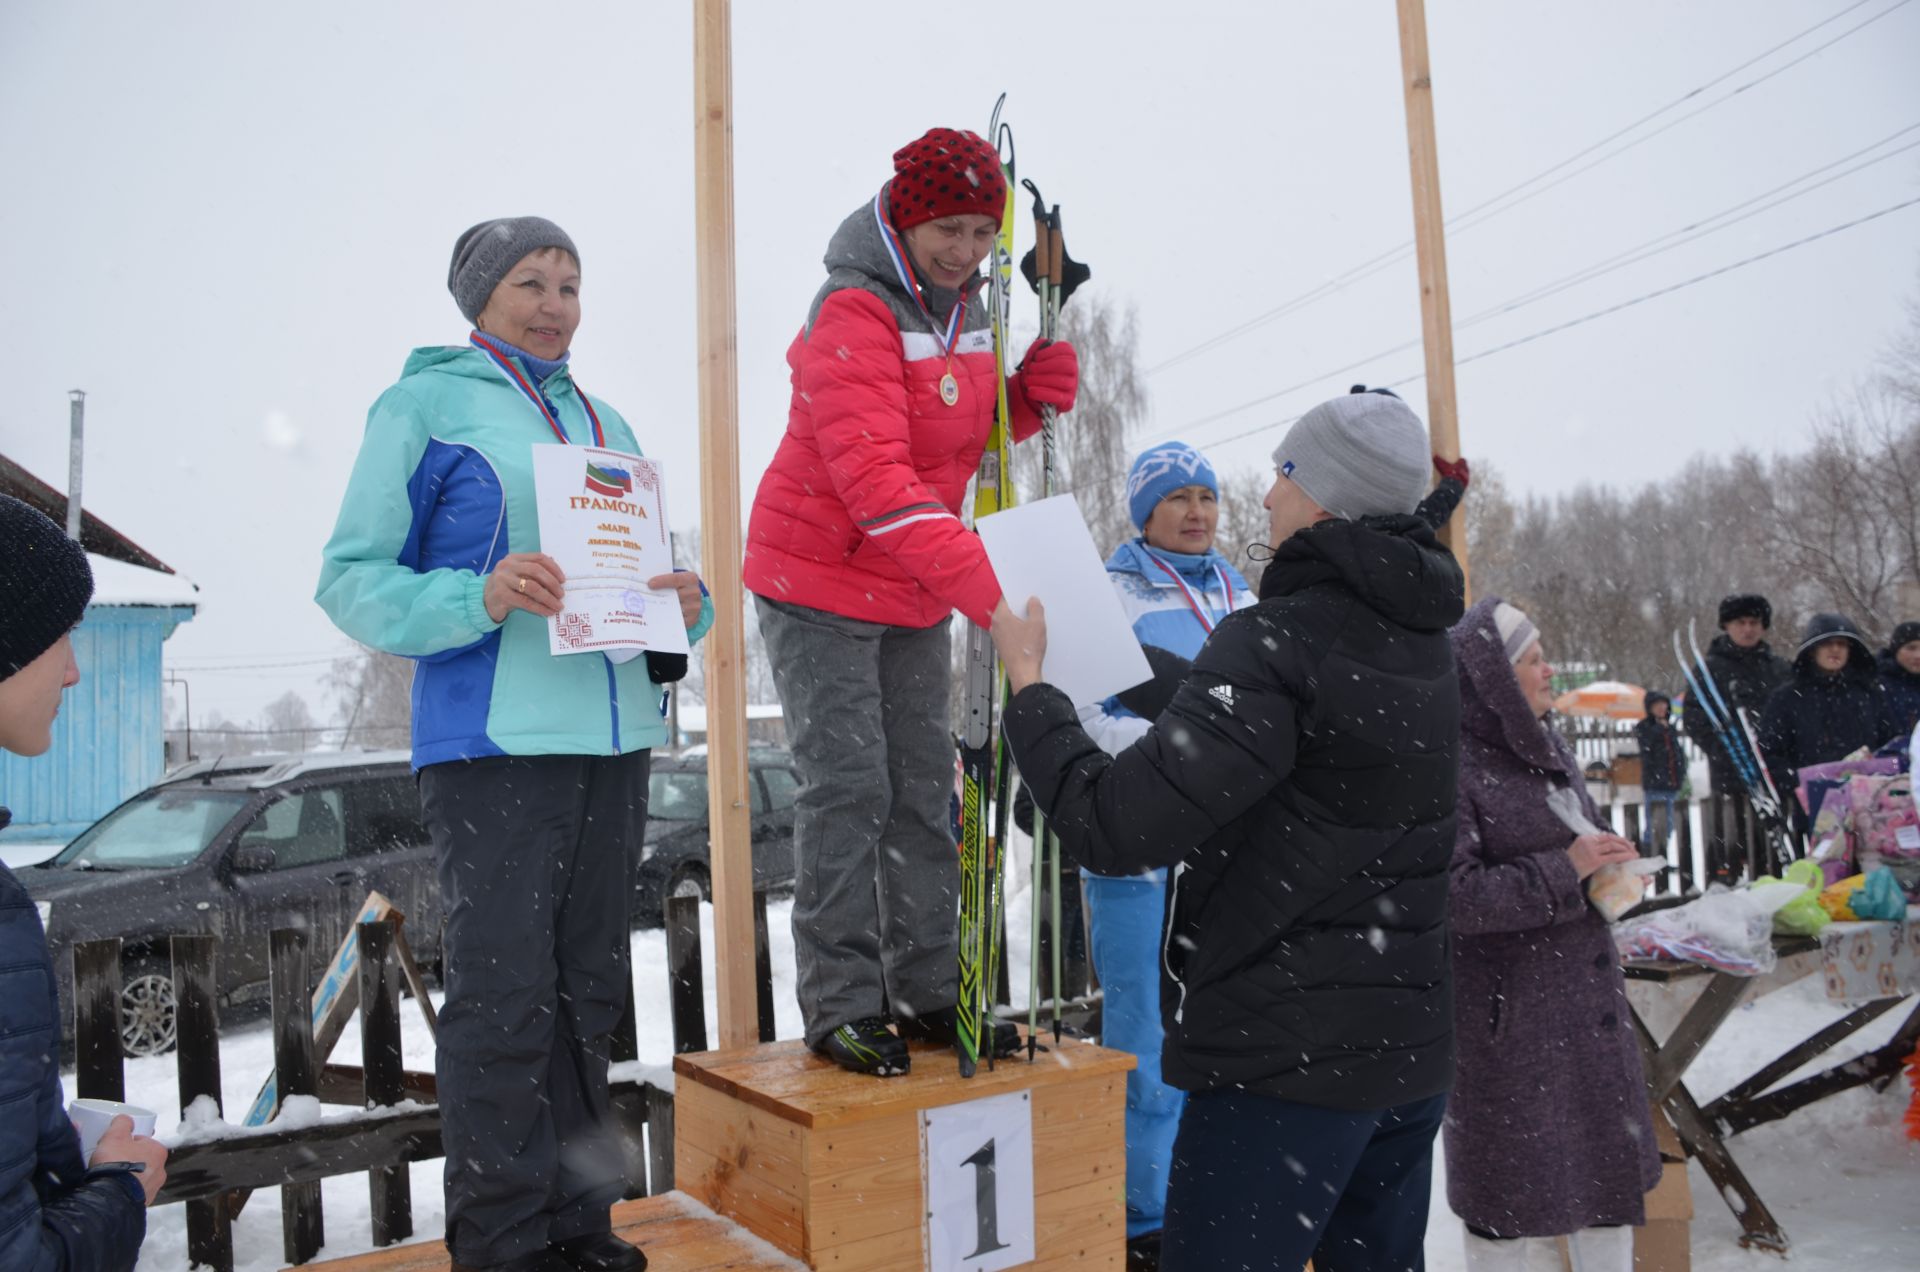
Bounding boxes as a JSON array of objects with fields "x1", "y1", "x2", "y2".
[{"x1": 317, "y1": 344, "x2": 713, "y2": 769}]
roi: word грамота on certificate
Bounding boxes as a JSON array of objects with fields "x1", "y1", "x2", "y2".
[{"x1": 531, "y1": 444, "x2": 691, "y2": 658}]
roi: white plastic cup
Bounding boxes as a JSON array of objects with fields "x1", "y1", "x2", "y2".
[{"x1": 69, "y1": 1098, "x2": 158, "y2": 1162}]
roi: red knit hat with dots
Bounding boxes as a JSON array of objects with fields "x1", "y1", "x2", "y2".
[{"x1": 886, "y1": 128, "x2": 1008, "y2": 230}]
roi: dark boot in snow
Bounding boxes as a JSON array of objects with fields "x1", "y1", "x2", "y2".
[
  {"x1": 895, "y1": 1006, "x2": 1024, "y2": 1058},
  {"x1": 815, "y1": 1016, "x2": 910, "y2": 1076},
  {"x1": 550, "y1": 1231, "x2": 647, "y2": 1271}
]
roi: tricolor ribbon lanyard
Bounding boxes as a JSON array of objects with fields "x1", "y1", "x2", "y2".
[
  {"x1": 872, "y1": 188, "x2": 968, "y2": 407},
  {"x1": 471, "y1": 331, "x2": 605, "y2": 446},
  {"x1": 1150, "y1": 557, "x2": 1234, "y2": 634}
]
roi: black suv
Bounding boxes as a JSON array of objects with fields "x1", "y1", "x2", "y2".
[
  {"x1": 635, "y1": 749, "x2": 800, "y2": 925},
  {"x1": 23, "y1": 751, "x2": 442, "y2": 1057}
]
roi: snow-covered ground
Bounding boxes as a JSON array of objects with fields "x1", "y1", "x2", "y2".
[{"x1": 74, "y1": 885, "x2": 1918, "y2": 1270}]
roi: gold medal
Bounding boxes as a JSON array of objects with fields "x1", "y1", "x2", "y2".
[{"x1": 940, "y1": 371, "x2": 960, "y2": 407}]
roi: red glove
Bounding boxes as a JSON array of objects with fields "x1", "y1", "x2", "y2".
[
  {"x1": 1433, "y1": 454, "x2": 1470, "y2": 489},
  {"x1": 1017, "y1": 338, "x2": 1078, "y2": 414}
]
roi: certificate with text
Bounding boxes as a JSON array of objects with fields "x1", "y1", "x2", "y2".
[{"x1": 531, "y1": 445, "x2": 690, "y2": 657}]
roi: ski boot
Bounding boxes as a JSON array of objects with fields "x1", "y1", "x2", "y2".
[{"x1": 814, "y1": 1017, "x2": 910, "y2": 1076}]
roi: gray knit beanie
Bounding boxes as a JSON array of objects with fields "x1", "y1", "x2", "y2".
[
  {"x1": 1271, "y1": 391, "x2": 1429, "y2": 522},
  {"x1": 0, "y1": 495, "x2": 94, "y2": 679},
  {"x1": 447, "y1": 217, "x2": 580, "y2": 323}
]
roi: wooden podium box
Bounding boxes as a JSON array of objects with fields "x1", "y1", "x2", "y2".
[{"x1": 674, "y1": 1036, "x2": 1134, "y2": 1270}]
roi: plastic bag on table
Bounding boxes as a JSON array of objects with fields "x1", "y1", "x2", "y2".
[
  {"x1": 1545, "y1": 786, "x2": 1661, "y2": 921},
  {"x1": 1851, "y1": 868, "x2": 1909, "y2": 921},
  {"x1": 1754, "y1": 860, "x2": 1831, "y2": 937},
  {"x1": 1613, "y1": 883, "x2": 1801, "y2": 976}
]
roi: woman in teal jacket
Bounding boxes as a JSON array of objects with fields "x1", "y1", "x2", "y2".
[{"x1": 317, "y1": 217, "x2": 711, "y2": 1272}]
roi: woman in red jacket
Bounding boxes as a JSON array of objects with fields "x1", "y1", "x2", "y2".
[{"x1": 744, "y1": 127, "x2": 1078, "y2": 1075}]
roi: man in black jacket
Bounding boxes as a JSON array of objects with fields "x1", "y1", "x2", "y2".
[
  {"x1": 0, "y1": 495, "x2": 168, "y2": 1272},
  {"x1": 993, "y1": 391, "x2": 1464, "y2": 1272},
  {"x1": 1683, "y1": 594, "x2": 1791, "y2": 878}
]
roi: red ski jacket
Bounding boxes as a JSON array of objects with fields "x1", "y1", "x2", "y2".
[{"x1": 744, "y1": 198, "x2": 1043, "y2": 630}]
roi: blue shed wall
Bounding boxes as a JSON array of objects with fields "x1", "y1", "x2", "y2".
[{"x1": 0, "y1": 604, "x2": 194, "y2": 842}]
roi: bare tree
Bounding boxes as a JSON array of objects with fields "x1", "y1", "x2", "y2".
[
  {"x1": 1216, "y1": 466, "x2": 1272, "y2": 574},
  {"x1": 325, "y1": 646, "x2": 414, "y2": 750}
]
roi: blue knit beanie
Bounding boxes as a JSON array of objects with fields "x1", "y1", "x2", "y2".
[{"x1": 1126, "y1": 441, "x2": 1219, "y2": 531}]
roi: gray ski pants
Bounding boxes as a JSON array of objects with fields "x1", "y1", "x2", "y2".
[
  {"x1": 418, "y1": 752, "x2": 648, "y2": 1267},
  {"x1": 756, "y1": 597, "x2": 958, "y2": 1048}
]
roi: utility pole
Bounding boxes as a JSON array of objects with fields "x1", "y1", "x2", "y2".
[
  {"x1": 66, "y1": 391, "x2": 86, "y2": 541},
  {"x1": 1395, "y1": 0, "x2": 1472, "y2": 597},
  {"x1": 692, "y1": 0, "x2": 757, "y2": 1048}
]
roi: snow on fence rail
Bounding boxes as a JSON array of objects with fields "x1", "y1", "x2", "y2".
[{"x1": 68, "y1": 893, "x2": 779, "y2": 1269}]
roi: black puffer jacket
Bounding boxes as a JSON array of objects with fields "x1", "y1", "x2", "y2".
[
  {"x1": 1633, "y1": 696, "x2": 1686, "y2": 793},
  {"x1": 1682, "y1": 632, "x2": 1790, "y2": 786},
  {"x1": 1758, "y1": 613, "x2": 1899, "y2": 801},
  {"x1": 1005, "y1": 515, "x2": 1465, "y2": 1110},
  {"x1": 0, "y1": 811, "x2": 148, "y2": 1272},
  {"x1": 1880, "y1": 620, "x2": 1920, "y2": 739}
]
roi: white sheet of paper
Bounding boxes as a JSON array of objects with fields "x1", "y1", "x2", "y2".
[
  {"x1": 977, "y1": 495, "x2": 1152, "y2": 708},
  {"x1": 547, "y1": 584, "x2": 691, "y2": 657},
  {"x1": 532, "y1": 446, "x2": 687, "y2": 658}
]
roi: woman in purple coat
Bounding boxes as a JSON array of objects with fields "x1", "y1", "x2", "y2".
[{"x1": 1446, "y1": 597, "x2": 1661, "y2": 1272}]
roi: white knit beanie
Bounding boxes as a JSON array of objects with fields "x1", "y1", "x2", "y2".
[{"x1": 1493, "y1": 603, "x2": 1540, "y2": 664}]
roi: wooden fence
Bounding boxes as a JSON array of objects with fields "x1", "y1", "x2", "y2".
[{"x1": 70, "y1": 893, "x2": 776, "y2": 1270}]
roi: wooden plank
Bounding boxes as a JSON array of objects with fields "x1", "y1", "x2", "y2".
[
  {"x1": 271, "y1": 928, "x2": 325, "y2": 1265},
  {"x1": 675, "y1": 1036, "x2": 1134, "y2": 1129},
  {"x1": 1394, "y1": 0, "x2": 1470, "y2": 587},
  {"x1": 1032, "y1": 1173, "x2": 1127, "y2": 1269},
  {"x1": 674, "y1": 1080, "x2": 806, "y2": 1194},
  {"x1": 358, "y1": 920, "x2": 411, "y2": 1248},
  {"x1": 667, "y1": 893, "x2": 709, "y2": 1055},
  {"x1": 158, "y1": 1107, "x2": 445, "y2": 1205},
  {"x1": 807, "y1": 1115, "x2": 922, "y2": 1253},
  {"x1": 171, "y1": 934, "x2": 233, "y2": 1272},
  {"x1": 295, "y1": 1191, "x2": 804, "y2": 1271},
  {"x1": 691, "y1": 0, "x2": 757, "y2": 1052},
  {"x1": 1642, "y1": 970, "x2": 1750, "y2": 1101},
  {"x1": 647, "y1": 1081, "x2": 678, "y2": 1195},
  {"x1": 675, "y1": 1138, "x2": 808, "y2": 1259},
  {"x1": 316, "y1": 1064, "x2": 436, "y2": 1107},
  {"x1": 754, "y1": 889, "x2": 776, "y2": 1044},
  {"x1": 72, "y1": 937, "x2": 124, "y2": 1101},
  {"x1": 246, "y1": 893, "x2": 396, "y2": 1127}
]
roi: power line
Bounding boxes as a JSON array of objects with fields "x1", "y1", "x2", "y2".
[
  {"x1": 1157, "y1": 195, "x2": 1920, "y2": 461},
  {"x1": 1145, "y1": 0, "x2": 1910, "y2": 376},
  {"x1": 1166, "y1": 133, "x2": 1920, "y2": 446}
]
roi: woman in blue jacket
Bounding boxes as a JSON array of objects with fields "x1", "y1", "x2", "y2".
[
  {"x1": 318, "y1": 218, "x2": 711, "y2": 1272},
  {"x1": 1075, "y1": 441, "x2": 1252, "y2": 1253}
]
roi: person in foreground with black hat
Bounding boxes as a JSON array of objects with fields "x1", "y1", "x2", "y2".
[
  {"x1": 318, "y1": 218, "x2": 714, "y2": 1272},
  {"x1": 991, "y1": 391, "x2": 1465, "y2": 1272},
  {"x1": 1682, "y1": 594, "x2": 1791, "y2": 874},
  {"x1": 0, "y1": 494, "x2": 169, "y2": 1272}
]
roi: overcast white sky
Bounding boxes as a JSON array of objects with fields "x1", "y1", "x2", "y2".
[{"x1": 2, "y1": 0, "x2": 1915, "y2": 724}]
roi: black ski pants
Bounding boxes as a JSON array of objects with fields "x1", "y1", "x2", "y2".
[
  {"x1": 419, "y1": 752, "x2": 649, "y2": 1267},
  {"x1": 1163, "y1": 1087, "x2": 1446, "y2": 1272}
]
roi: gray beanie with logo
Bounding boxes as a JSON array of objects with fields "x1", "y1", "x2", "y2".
[
  {"x1": 1271, "y1": 391, "x2": 1429, "y2": 522},
  {"x1": 447, "y1": 217, "x2": 580, "y2": 323}
]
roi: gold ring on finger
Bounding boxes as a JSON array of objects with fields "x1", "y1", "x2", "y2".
[{"x1": 517, "y1": 576, "x2": 527, "y2": 593}]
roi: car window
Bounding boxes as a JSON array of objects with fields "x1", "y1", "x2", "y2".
[
  {"x1": 52, "y1": 788, "x2": 250, "y2": 870},
  {"x1": 761, "y1": 766, "x2": 800, "y2": 811},
  {"x1": 345, "y1": 776, "x2": 429, "y2": 856},
  {"x1": 648, "y1": 770, "x2": 708, "y2": 821},
  {"x1": 237, "y1": 788, "x2": 347, "y2": 869},
  {"x1": 750, "y1": 772, "x2": 768, "y2": 814}
]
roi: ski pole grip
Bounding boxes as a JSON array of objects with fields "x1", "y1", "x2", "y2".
[{"x1": 1048, "y1": 211, "x2": 1066, "y2": 289}]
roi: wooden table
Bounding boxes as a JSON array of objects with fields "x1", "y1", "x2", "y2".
[{"x1": 1623, "y1": 922, "x2": 1920, "y2": 1252}]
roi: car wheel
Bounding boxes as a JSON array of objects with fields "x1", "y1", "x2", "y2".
[
  {"x1": 666, "y1": 862, "x2": 711, "y2": 905},
  {"x1": 120, "y1": 959, "x2": 178, "y2": 1058}
]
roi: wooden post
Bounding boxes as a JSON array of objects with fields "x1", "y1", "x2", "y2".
[
  {"x1": 270, "y1": 928, "x2": 324, "y2": 1266},
  {"x1": 172, "y1": 935, "x2": 233, "y2": 1272},
  {"x1": 692, "y1": 0, "x2": 756, "y2": 1049},
  {"x1": 357, "y1": 920, "x2": 411, "y2": 1248},
  {"x1": 71, "y1": 938, "x2": 124, "y2": 1102},
  {"x1": 1395, "y1": 0, "x2": 1471, "y2": 595},
  {"x1": 665, "y1": 894, "x2": 710, "y2": 1054}
]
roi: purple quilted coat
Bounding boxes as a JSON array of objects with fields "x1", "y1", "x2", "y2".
[{"x1": 1442, "y1": 597, "x2": 1661, "y2": 1237}]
